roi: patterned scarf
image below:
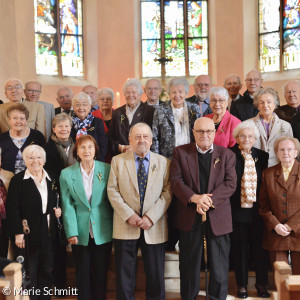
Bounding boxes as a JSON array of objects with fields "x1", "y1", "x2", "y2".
[
  {"x1": 0, "y1": 178, "x2": 7, "y2": 230},
  {"x1": 259, "y1": 113, "x2": 275, "y2": 138},
  {"x1": 73, "y1": 112, "x2": 94, "y2": 140},
  {"x1": 240, "y1": 150, "x2": 257, "y2": 208}
]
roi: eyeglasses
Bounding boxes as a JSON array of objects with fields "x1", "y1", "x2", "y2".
[
  {"x1": 210, "y1": 99, "x2": 226, "y2": 105},
  {"x1": 5, "y1": 85, "x2": 22, "y2": 91},
  {"x1": 26, "y1": 89, "x2": 41, "y2": 94},
  {"x1": 75, "y1": 103, "x2": 89, "y2": 108},
  {"x1": 245, "y1": 78, "x2": 261, "y2": 83},
  {"x1": 146, "y1": 87, "x2": 161, "y2": 92},
  {"x1": 238, "y1": 134, "x2": 255, "y2": 140},
  {"x1": 134, "y1": 134, "x2": 151, "y2": 140},
  {"x1": 194, "y1": 129, "x2": 215, "y2": 136},
  {"x1": 195, "y1": 83, "x2": 210, "y2": 88},
  {"x1": 278, "y1": 148, "x2": 296, "y2": 153},
  {"x1": 98, "y1": 97, "x2": 112, "y2": 101}
]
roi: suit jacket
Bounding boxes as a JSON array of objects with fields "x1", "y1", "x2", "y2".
[
  {"x1": 259, "y1": 160, "x2": 300, "y2": 251},
  {"x1": 70, "y1": 117, "x2": 107, "y2": 162},
  {"x1": 38, "y1": 101, "x2": 55, "y2": 141},
  {"x1": 291, "y1": 111, "x2": 300, "y2": 141},
  {"x1": 229, "y1": 144, "x2": 269, "y2": 223},
  {"x1": 60, "y1": 161, "x2": 113, "y2": 246},
  {"x1": 6, "y1": 170, "x2": 58, "y2": 247},
  {"x1": 185, "y1": 95, "x2": 212, "y2": 116},
  {"x1": 205, "y1": 110, "x2": 241, "y2": 148},
  {"x1": 108, "y1": 102, "x2": 155, "y2": 156},
  {"x1": 107, "y1": 151, "x2": 171, "y2": 244},
  {"x1": 170, "y1": 143, "x2": 237, "y2": 235},
  {"x1": 230, "y1": 90, "x2": 259, "y2": 121},
  {"x1": 55, "y1": 107, "x2": 73, "y2": 116},
  {"x1": 251, "y1": 113, "x2": 293, "y2": 167},
  {"x1": 0, "y1": 101, "x2": 46, "y2": 137},
  {"x1": 151, "y1": 101, "x2": 201, "y2": 159}
]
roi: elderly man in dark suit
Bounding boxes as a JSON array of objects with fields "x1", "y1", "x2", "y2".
[
  {"x1": 109, "y1": 78, "x2": 155, "y2": 156},
  {"x1": 170, "y1": 117, "x2": 236, "y2": 300}
]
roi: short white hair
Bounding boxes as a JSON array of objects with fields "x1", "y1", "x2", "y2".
[
  {"x1": 72, "y1": 92, "x2": 92, "y2": 106},
  {"x1": 167, "y1": 77, "x2": 189, "y2": 94},
  {"x1": 98, "y1": 87, "x2": 115, "y2": 104},
  {"x1": 123, "y1": 78, "x2": 143, "y2": 95},
  {"x1": 4, "y1": 79, "x2": 23, "y2": 90},
  {"x1": 128, "y1": 122, "x2": 153, "y2": 138},
  {"x1": 22, "y1": 145, "x2": 46, "y2": 165},
  {"x1": 209, "y1": 87, "x2": 229, "y2": 100},
  {"x1": 233, "y1": 120, "x2": 260, "y2": 140},
  {"x1": 283, "y1": 80, "x2": 300, "y2": 93}
]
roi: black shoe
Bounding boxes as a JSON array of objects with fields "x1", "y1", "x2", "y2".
[
  {"x1": 237, "y1": 286, "x2": 248, "y2": 299},
  {"x1": 255, "y1": 284, "x2": 270, "y2": 298}
]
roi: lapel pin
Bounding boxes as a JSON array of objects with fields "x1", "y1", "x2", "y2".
[
  {"x1": 152, "y1": 164, "x2": 158, "y2": 172},
  {"x1": 214, "y1": 157, "x2": 220, "y2": 168},
  {"x1": 120, "y1": 114, "x2": 126, "y2": 124},
  {"x1": 98, "y1": 172, "x2": 102, "y2": 184}
]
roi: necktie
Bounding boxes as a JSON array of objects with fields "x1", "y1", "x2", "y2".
[
  {"x1": 137, "y1": 157, "x2": 148, "y2": 216},
  {"x1": 0, "y1": 178, "x2": 8, "y2": 230}
]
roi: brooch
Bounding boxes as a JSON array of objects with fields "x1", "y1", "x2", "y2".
[
  {"x1": 98, "y1": 172, "x2": 102, "y2": 184},
  {"x1": 120, "y1": 114, "x2": 126, "y2": 124},
  {"x1": 87, "y1": 126, "x2": 95, "y2": 132},
  {"x1": 190, "y1": 110, "x2": 196, "y2": 118},
  {"x1": 152, "y1": 164, "x2": 158, "y2": 172},
  {"x1": 255, "y1": 157, "x2": 258, "y2": 163},
  {"x1": 214, "y1": 157, "x2": 220, "y2": 168}
]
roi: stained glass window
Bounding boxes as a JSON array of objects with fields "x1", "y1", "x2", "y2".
[
  {"x1": 141, "y1": 0, "x2": 209, "y2": 78},
  {"x1": 258, "y1": 0, "x2": 300, "y2": 73},
  {"x1": 34, "y1": 0, "x2": 84, "y2": 77}
]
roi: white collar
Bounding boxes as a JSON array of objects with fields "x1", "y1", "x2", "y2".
[
  {"x1": 24, "y1": 168, "x2": 51, "y2": 181},
  {"x1": 196, "y1": 143, "x2": 214, "y2": 154}
]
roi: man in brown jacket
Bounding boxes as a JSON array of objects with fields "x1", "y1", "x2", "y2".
[{"x1": 170, "y1": 118, "x2": 236, "y2": 300}]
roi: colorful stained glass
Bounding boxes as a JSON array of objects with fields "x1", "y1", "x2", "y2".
[
  {"x1": 187, "y1": 1, "x2": 208, "y2": 38},
  {"x1": 141, "y1": 0, "x2": 208, "y2": 77},
  {"x1": 35, "y1": 33, "x2": 59, "y2": 75},
  {"x1": 259, "y1": 33, "x2": 280, "y2": 72},
  {"x1": 283, "y1": 29, "x2": 300, "y2": 70},
  {"x1": 142, "y1": 40, "x2": 162, "y2": 77},
  {"x1": 34, "y1": 0, "x2": 83, "y2": 77},
  {"x1": 258, "y1": 0, "x2": 280, "y2": 34},
  {"x1": 188, "y1": 38, "x2": 208, "y2": 76},
  {"x1": 141, "y1": 1, "x2": 161, "y2": 39},
  {"x1": 283, "y1": 0, "x2": 300, "y2": 30}
]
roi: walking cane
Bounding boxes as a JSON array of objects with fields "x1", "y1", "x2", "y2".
[
  {"x1": 202, "y1": 212, "x2": 209, "y2": 300},
  {"x1": 22, "y1": 219, "x2": 31, "y2": 287}
]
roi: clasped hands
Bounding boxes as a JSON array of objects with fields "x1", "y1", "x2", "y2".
[
  {"x1": 274, "y1": 223, "x2": 292, "y2": 237},
  {"x1": 127, "y1": 213, "x2": 153, "y2": 230},
  {"x1": 190, "y1": 193, "x2": 214, "y2": 215}
]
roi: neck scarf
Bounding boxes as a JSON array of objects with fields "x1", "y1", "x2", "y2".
[
  {"x1": 240, "y1": 150, "x2": 257, "y2": 208},
  {"x1": 73, "y1": 112, "x2": 94, "y2": 139},
  {"x1": 0, "y1": 178, "x2": 7, "y2": 231}
]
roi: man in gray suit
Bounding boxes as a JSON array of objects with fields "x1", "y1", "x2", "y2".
[{"x1": 24, "y1": 80, "x2": 55, "y2": 141}]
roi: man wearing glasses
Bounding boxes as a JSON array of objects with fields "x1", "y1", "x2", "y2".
[
  {"x1": 186, "y1": 74, "x2": 213, "y2": 117},
  {"x1": 24, "y1": 80, "x2": 55, "y2": 141},
  {"x1": 170, "y1": 117, "x2": 236, "y2": 300},
  {"x1": 231, "y1": 69, "x2": 263, "y2": 121},
  {"x1": 0, "y1": 79, "x2": 46, "y2": 137}
]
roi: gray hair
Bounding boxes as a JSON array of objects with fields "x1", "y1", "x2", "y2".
[
  {"x1": 245, "y1": 69, "x2": 262, "y2": 80},
  {"x1": 128, "y1": 122, "x2": 153, "y2": 138},
  {"x1": 223, "y1": 73, "x2": 242, "y2": 87},
  {"x1": 167, "y1": 77, "x2": 189, "y2": 95},
  {"x1": 98, "y1": 87, "x2": 115, "y2": 104},
  {"x1": 209, "y1": 87, "x2": 229, "y2": 100},
  {"x1": 56, "y1": 86, "x2": 73, "y2": 97},
  {"x1": 233, "y1": 120, "x2": 260, "y2": 140},
  {"x1": 253, "y1": 87, "x2": 280, "y2": 107},
  {"x1": 72, "y1": 92, "x2": 92, "y2": 106},
  {"x1": 123, "y1": 78, "x2": 143, "y2": 95},
  {"x1": 4, "y1": 79, "x2": 23, "y2": 90},
  {"x1": 52, "y1": 112, "x2": 73, "y2": 128},
  {"x1": 274, "y1": 136, "x2": 300, "y2": 156},
  {"x1": 25, "y1": 80, "x2": 42, "y2": 90},
  {"x1": 283, "y1": 80, "x2": 300, "y2": 93},
  {"x1": 145, "y1": 78, "x2": 162, "y2": 89},
  {"x1": 22, "y1": 145, "x2": 46, "y2": 165}
]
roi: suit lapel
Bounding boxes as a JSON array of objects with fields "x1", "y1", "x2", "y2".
[
  {"x1": 275, "y1": 164, "x2": 287, "y2": 191},
  {"x1": 207, "y1": 146, "x2": 221, "y2": 193},
  {"x1": 286, "y1": 161, "x2": 300, "y2": 189},
  {"x1": 125, "y1": 152, "x2": 139, "y2": 194},
  {"x1": 186, "y1": 145, "x2": 200, "y2": 193},
  {"x1": 71, "y1": 164, "x2": 91, "y2": 208},
  {"x1": 119, "y1": 105, "x2": 129, "y2": 131},
  {"x1": 27, "y1": 178, "x2": 43, "y2": 214},
  {"x1": 254, "y1": 115, "x2": 268, "y2": 142},
  {"x1": 131, "y1": 102, "x2": 144, "y2": 125},
  {"x1": 90, "y1": 162, "x2": 105, "y2": 208},
  {"x1": 144, "y1": 152, "x2": 157, "y2": 201},
  {"x1": 164, "y1": 103, "x2": 175, "y2": 127}
]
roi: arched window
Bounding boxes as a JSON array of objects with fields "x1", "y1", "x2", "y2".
[
  {"x1": 34, "y1": 0, "x2": 84, "y2": 77},
  {"x1": 258, "y1": 0, "x2": 300, "y2": 72},
  {"x1": 141, "y1": 0, "x2": 208, "y2": 78}
]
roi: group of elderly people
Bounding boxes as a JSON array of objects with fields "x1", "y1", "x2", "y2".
[{"x1": 0, "y1": 74, "x2": 299, "y2": 300}]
